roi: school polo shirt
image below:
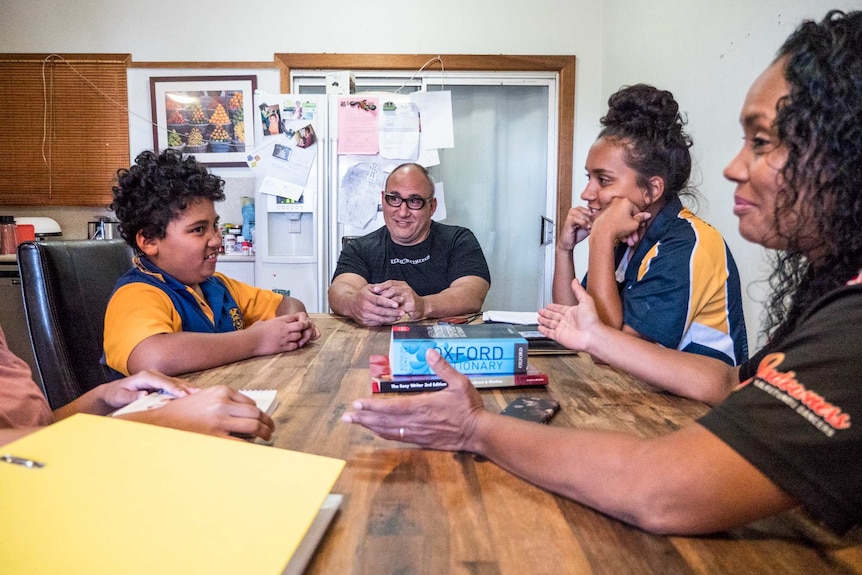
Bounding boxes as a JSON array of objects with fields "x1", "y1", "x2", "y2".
[
  {"x1": 103, "y1": 257, "x2": 282, "y2": 376},
  {"x1": 591, "y1": 197, "x2": 749, "y2": 365}
]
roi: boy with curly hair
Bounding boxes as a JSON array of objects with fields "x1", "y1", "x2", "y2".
[{"x1": 104, "y1": 149, "x2": 319, "y2": 377}]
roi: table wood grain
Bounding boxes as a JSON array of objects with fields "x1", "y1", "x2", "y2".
[{"x1": 185, "y1": 315, "x2": 862, "y2": 575}]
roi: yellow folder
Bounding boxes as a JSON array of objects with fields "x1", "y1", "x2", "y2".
[{"x1": 0, "y1": 413, "x2": 345, "y2": 574}]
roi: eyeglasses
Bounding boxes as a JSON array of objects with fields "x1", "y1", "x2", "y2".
[{"x1": 383, "y1": 192, "x2": 433, "y2": 210}]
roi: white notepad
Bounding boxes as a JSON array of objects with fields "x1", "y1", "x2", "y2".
[{"x1": 482, "y1": 310, "x2": 540, "y2": 325}]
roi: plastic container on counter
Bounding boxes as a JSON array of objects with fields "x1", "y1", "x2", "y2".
[
  {"x1": 223, "y1": 234, "x2": 236, "y2": 254},
  {"x1": 0, "y1": 215, "x2": 18, "y2": 255}
]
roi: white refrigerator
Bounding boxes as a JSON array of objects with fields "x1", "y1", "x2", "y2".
[
  {"x1": 251, "y1": 88, "x2": 556, "y2": 314},
  {"x1": 252, "y1": 91, "x2": 445, "y2": 313},
  {"x1": 252, "y1": 93, "x2": 329, "y2": 312}
]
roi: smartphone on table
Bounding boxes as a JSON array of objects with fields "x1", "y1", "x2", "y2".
[{"x1": 499, "y1": 396, "x2": 560, "y2": 424}]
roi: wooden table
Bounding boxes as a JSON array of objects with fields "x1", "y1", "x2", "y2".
[{"x1": 186, "y1": 315, "x2": 862, "y2": 574}]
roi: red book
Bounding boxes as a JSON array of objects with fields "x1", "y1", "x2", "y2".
[{"x1": 369, "y1": 355, "x2": 548, "y2": 393}]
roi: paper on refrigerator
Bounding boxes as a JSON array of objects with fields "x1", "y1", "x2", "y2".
[
  {"x1": 410, "y1": 90, "x2": 455, "y2": 150},
  {"x1": 379, "y1": 101, "x2": 420, "y2": 160},
  {"x1": 338, "y1": 161, "x2": 385, "y2": 228},
  {"x1": 251, "y1": 94, "x2": 319, "y2": 201},
  {"x1": 337, "y1": 96, "x2": 379, "y2": 155}
]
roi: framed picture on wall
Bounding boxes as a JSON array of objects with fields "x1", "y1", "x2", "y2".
[{"x1": 150, "y1": 75, "x2": 257, "y2": 167}]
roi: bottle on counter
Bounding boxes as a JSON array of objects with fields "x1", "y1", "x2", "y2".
[
  {"x1": 0, "y1": 216, "x2": 18, "y2": 255},
  {"x1": 223, "y1": 233, "x2": 236, "y2": 254},
  {"x1": 241, "y1": 196, "x2": 255, "y2": 242}
]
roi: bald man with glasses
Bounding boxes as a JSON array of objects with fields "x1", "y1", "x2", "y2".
[{"x1": 328, "y1": 163, "x2": 491, "y2": 326}]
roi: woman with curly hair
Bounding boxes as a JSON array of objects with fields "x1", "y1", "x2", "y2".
[
  {"x1": 552, "y1": 84, "x2": 748, "y2": 373},
  {"x1": 104, "y1": 149, "x2": 319, "y2": 377},
  {"x1": 345, "y1": 10, "x2": 862, "y2": 535}
]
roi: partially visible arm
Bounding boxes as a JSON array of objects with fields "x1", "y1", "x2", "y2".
[
  {"x1": 52, "y1": 370, "x2": 198, "y2": 421},
  {"x1": 586, "y1": 241, "x2": 741, "y2": 401},
  {"x1": 108, "y1": 281, "x2": 317, "y2": 376},
  {"x1": 1, "y1": 374, "x2": 272, "y2": 445},
  {"x1": 344, "y1": 349, "x2": 796, "y2": 535},
  {"x1": 222, "y1": 276, "x2": 319, "y2": 349},
  {"x1": 117, "y1": 385, "x2": 274, "y2": 441},
  {"x1": 468, "y1": 413, "x2": 796, "y2": 534},
  {"x1": 53, "y1": 371, "x2": 273, "y2": 441},
  {"x1": 275, "y1": 294, "x2": 308, "y2": 316},
  {"x1": 586, "y1": 199, "x2": 652, "y2": 330},
  {"x1": 553, "y1": 207, "x2": 593, "y2": 305},
  {"x1": 328, "y1": 236, "x2": 397, "y2": 325},
  {"x1": 0, "y1": 427, "x2": 37, "y2": 447},
  {"x1": 274, "y1": 295, "x2": 320, "y2": 344},
  {"x1": 539, "y1": 280, "x2": 739, "y2": 404},
  {"x1": 596, "y1": 323, "x2": 738, "y2": 404},
  {"x1": 328, "y1": 272, "x2": 370, "y2": 318},
  {"x1": 552, "y1": 246, "x2": 578, "y2": 306},
  {"x1": 221, "y1": 274, "x2": 313, "y2": 328},
  {"x1": 586, "y1": 219, "x2": 626, "y2": 329},
  {"x1": 416, "y1": 275, "x2": 489, "y2": 320},
  {"x1": 126, "y1": 312, "x2": 316, "y2": 376},
  {"x1": 395, "y1": 225, "x2": 491, "y2": 320}
]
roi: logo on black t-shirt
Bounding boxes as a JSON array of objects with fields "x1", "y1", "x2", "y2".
[
  {"x1": 390, "y1": 255, "x2": 430, "y2": 265},
  {"x1": 739, "y1": 352, "x2": 851, "y2": 436}
]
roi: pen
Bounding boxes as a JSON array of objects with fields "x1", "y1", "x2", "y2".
[{"x1": 0, "y1": 454, "x2": 45, "y2": 468}]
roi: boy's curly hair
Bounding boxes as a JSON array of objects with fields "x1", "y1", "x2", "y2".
[{"x1": 111, "y1": 149, "x2": 225, "y2": 251}]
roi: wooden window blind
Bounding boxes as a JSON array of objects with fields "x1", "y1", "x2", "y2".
[{"x1": 0, "y1": 54, "x2": 130, "y2": 206}]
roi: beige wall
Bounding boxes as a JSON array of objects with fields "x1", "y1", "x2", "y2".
[
  {"x1": 1, "y1": 0, "x2": 604, "y2": 236},
  {"x1": 600, "y1": 0, "x2": 862, "y2": 349},
  {"x1": 3, "y1": 0, "x2": 862, "y2": 349}
]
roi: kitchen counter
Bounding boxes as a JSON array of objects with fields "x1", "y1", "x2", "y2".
[
  {"x1": 217, "y1": 254, "x2": 256, "y2": 262},
  {"x1": 215, "y1": 254, "x2": 255, "y2": 285}
]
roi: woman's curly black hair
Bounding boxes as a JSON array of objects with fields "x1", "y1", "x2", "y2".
[
  {"x1": 111, "y1": 149, "x2": 225, "y2": 252},
  {"x1": 599, "y1": 83, "x2": 699, "y2": 206},
  {"x1": 761, "y1": 10, "x2": 862, "y2": 344}
]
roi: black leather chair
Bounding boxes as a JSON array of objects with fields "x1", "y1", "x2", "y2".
[
  {"x1": 341, "y1": 235, "x2": 359, "y2": 251},
  {"x1": 18, "y1": 240, "x2": 134, "y2": 410}
]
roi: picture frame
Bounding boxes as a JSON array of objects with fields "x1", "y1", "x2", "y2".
[{"x1": 150, "y1": 75, "x2": 257, "y2": 167}]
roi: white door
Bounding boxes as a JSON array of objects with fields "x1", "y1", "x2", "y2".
[{"x1": 427, "y1": 79, "x2": 556, "y2": 312}]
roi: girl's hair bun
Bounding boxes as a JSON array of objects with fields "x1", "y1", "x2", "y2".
[{"x1": 599, "y1": 84, "x2": 692, "y2": 194}]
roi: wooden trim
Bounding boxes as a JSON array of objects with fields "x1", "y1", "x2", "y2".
[
  {"x1": 128, "y1": 61, "x2": 278, "y2": 69},
  {"x1": 275, "y1": 53, "x2": 575, "y2": 237},
  {"x1": 0, "y1": 53, "x2": 131, "y2": 64}
]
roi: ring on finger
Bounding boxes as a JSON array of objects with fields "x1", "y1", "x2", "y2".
[{"x1": 399, "y1": 427, "x2": 405, "y2": 440}]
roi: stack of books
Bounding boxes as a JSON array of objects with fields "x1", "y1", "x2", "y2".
[{"x1": 372, "y1": 323, "x2": 549, "y2": 393}]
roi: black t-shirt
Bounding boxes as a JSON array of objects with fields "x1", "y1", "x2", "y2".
[
  {"x1": 332, "y1": 221, "x2": 491, "y2": 296},
  {"x1": 698, "y1": 283, "x2": 862, "y2": 534}
]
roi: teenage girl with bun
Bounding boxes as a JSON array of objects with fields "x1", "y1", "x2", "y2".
[{"x1": 552, "y1": 84, "x2": 748, "y2": 370}]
